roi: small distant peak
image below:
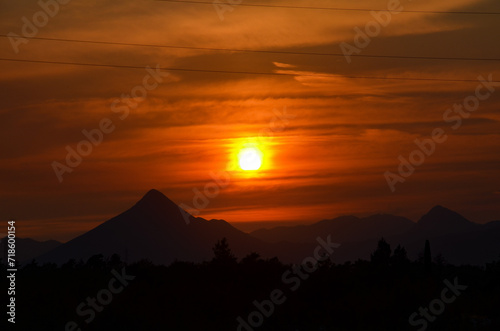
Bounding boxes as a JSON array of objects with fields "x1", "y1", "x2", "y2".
[
  {"x1": 330, "y1": 215, "x2": 360, "y2": 222},
  {"x1": 316, "y1": 215, "x2": 359, "y2": 226},
  {"x1": 429, "y1": 205, "x2": 448, "y2": 212},
  {"x1": 418, "y1": 205, "x2": 473, "y2": 227},
  {"x1": 209, "y1": 219, "x2": 226, "y2": 223},
  {"x1": 425, "y1": 205, "x2": 457, "y2": 218},
  {"x1": 208, "y1": 219, "x2": 231, "y2": 227}
]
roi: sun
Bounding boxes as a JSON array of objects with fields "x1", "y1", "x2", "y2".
[{"x1": 238, "y1": 146, "x2": 263, "y2": 171}]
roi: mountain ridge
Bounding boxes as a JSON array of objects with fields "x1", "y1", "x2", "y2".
[
  {"x1": 34, "y1": 190, "x2": 500, "y2": 266},
  {"x1": 35, "y1": 189, "x2": 304, "y2": 265}
]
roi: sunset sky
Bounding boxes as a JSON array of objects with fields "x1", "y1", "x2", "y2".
[{"x1": 1, "y1": 0, "x2": 499, "y2": 241}]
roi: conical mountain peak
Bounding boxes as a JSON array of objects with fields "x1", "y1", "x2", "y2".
[
  {"x1": 136, "y1": 189, "x2": 176, "y2": 209},
  {"x1": 417, "y1": 205, "x2": 476, "y2": 235},
  {"x1": 139, "y1": 189, "x2": 168, "y2": 202},
  {"x1": 131, "y1": 189, "x2": 191, "y2": 226},
  {"x1": 420, "y1": 205, "x2": 467, "y2": 223}
]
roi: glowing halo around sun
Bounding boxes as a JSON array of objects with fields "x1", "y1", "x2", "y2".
[{"x1": 238, "y1": 146, "x2": 263, "y2": 171}]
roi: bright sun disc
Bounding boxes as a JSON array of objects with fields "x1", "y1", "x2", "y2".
[{"x1": 238, "y1": 147, "x2": 262, "y2": 171}]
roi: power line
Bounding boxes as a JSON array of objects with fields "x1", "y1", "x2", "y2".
[
  {"x1": 156, "y1": 0, "x2": 500, "y2": 15},
  {"x1": 1, "y1": 35, "x2": 499, "y2": 63},
  {"x1": 1, "y1": 57, "x2": 498, "y2": 83}
]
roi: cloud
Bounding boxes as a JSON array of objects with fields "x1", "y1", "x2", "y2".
[
  {"x1": 273, "y1": 62, "x2": 296, "y2": 68},
  {"x1": 1, "y1": 0, "x2": 499, "y2": 240}
]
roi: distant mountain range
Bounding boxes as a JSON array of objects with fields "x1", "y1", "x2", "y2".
[
  {"x1": 33, "y1": 189, "x2": 500, "y2": 266},
  {"x1": 1, "y1": 237, "x2": 61, "y2": 263},
  {"x1": 250, "y1": 214, "x2": 415, "y2": 244},
  {"x1": 252, "y1": 205, "x2": 500, "y2": 265}
]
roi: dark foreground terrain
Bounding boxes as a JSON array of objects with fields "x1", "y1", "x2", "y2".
[{"x1": 2, "y1": 238, "x2": 499, "y2": 331}]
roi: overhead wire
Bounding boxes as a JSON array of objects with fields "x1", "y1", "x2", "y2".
[
  {"x1": 1, "y1": 35, "x2": 499, "y2": 63},
  {"x1": 155, "y1": 0, "x2": 500, "y2": 15},
  {"x1": 1, "y1": 57, "x2": 498, "y2": 83}
]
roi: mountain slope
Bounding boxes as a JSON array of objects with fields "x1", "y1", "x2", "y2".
[
  {"x1": 251, "y1": 214, "x2": 414, "y2": 244},
  {"x1": 414, "y1": 205, "x2": 478, "y2": 236},
  {"x1": 35, "y1": 190, "x2": 276, "y2": 265},
  {"x1": 1, "y1": 237, "x2": 61, "y2": 263}
]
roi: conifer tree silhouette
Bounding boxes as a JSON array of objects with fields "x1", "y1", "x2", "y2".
[{"x1": 424, "y1": 239, "x2": 432, "y2": 274}]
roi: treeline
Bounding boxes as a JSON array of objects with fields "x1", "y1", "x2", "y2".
[{"x1": 1, "y1": 238, "x2": 499, "y2": 331}]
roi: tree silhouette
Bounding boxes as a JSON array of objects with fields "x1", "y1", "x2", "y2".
[
  {"x1": 7, "y1": 247, "x2": 500, "y2": 330},
  {"x1": 240, "y1": 252, "x2": 261, "y2": 265},
  {"x1": 371, "y1": 238, "x2": 391, "y2": 267},
  {"x1": 86, "y1": 253, "x2": 105, "y2": 269},
  {"x1": 434, "y1": 253, "x2": 446, "y2": 266},
  {"x1": 391, "y1": 244, "x2": 409, "y2": 265},
  {"x1": 211, "y1": 237, "x2": 237, "y2": 267},
  {"x1": 424, "y1": 239, "x2": 432, "y2": 274},
  {"x1": 109, "y1": 253, "x2": 123, "y2": 269},
  {"x1": 389, "y1": 244, "x2": 410, "y2": 276}
]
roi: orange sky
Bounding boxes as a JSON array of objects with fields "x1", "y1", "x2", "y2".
[{"x1": 1, "y1": 0, "x2": 500, "y2": 241}]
